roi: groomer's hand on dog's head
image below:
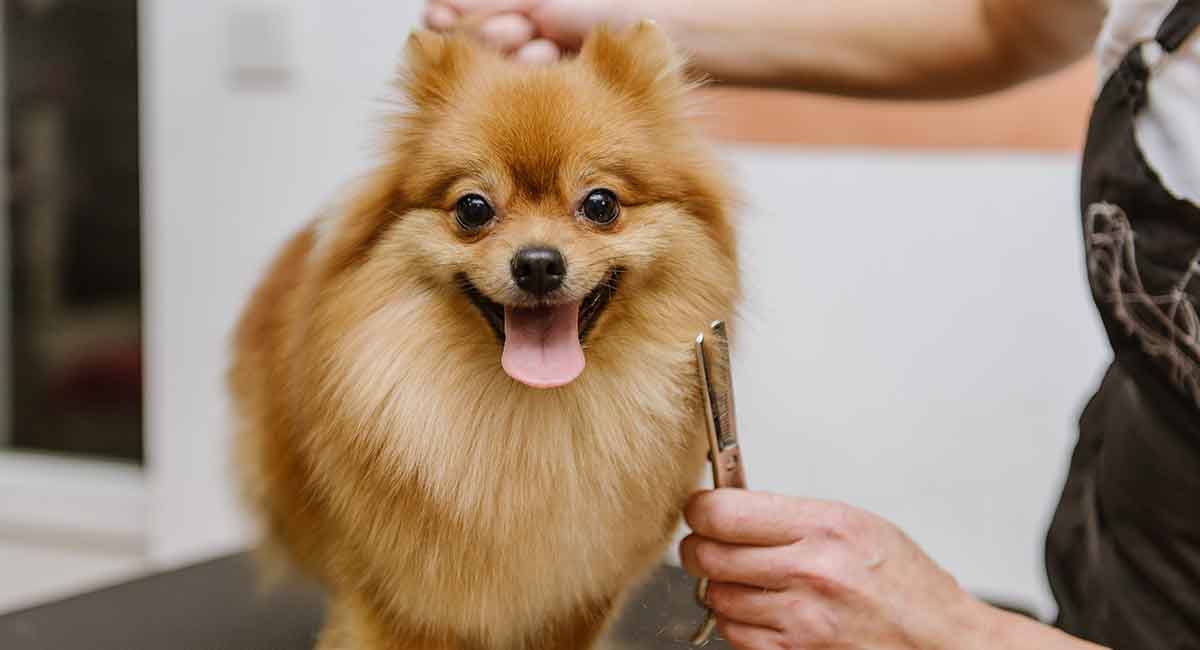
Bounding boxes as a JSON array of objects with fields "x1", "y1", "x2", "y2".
[{"x1": 424, "y1": 0, "x2": 617, "y2": 63}]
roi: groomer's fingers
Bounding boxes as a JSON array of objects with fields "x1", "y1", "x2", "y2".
[
  {"x1": 439, "y1": 0, "x2": 535, "y2": 12},
  {"x1": 679, "y1": 535, "x2": 793, "y2": 590},
  {"x1": 423, "y1": 2, "x2": 459, "y2": 30},
  {"x1": 514, "y1": 38, "x2": 561, "y2": 64},
  {"x1": 474, "y1": 13, "x2": 537, "y2": 52},
  {"x1": 424, "y1": 1, "x2": 535, "y2": 32},
  {"x1": 717, "y1": 618, "x2": 786, "y2": 650},
  {"x1": 704, "y1": 581, "x2": 785, "y2": 629},
  {"x1": 685, "y1": 489, "x2": 810, "y2": 546}
]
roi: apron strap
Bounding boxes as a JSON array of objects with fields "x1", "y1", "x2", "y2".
[{"x1": 1156, "y1": 0, "x2": 1200, "y2": 52}]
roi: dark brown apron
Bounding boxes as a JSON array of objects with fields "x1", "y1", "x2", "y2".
[{"x1": 1045, "y1": 1, "x2": 1200, "y2": 647}]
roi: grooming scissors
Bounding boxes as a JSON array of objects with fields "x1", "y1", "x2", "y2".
[{"x1": 690, "y1": 320, "x2": 746, "y2": 646}]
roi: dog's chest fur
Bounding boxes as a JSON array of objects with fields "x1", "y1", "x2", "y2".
[{"x1": 294, "y1": 277, "x2": 711, "y2": 641}]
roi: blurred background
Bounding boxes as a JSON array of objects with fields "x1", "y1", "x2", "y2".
[{"x1": 0, "y1": 0, "x2": 1108, "y2": 623}]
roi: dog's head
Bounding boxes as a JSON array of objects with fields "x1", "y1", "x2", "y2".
[{"x1": 318, "y1": 23, "x2": 738, "y2": 390}]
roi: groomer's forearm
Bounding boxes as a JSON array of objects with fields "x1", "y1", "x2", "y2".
[
  {"x1": 620, "y1": 0, "x2": 1105, "y2": 98},
  {"x1": 968, "y1": 599, "x2": 1110, "y2": 650}
]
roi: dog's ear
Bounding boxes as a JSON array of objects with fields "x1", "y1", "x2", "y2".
[
  {"x1": 579, "y1": 21, "x2": 690, "y2": 104},
  {"x1": 400, "y1": 30, "x2": 474, "y2": 109},
  {"x1": 310, "y1": 167, "x2": 405, "y2": 279}
]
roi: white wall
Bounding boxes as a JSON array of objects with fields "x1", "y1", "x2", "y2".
[
  {"x1": 143, "y1": 0, "x2": 427, "y2": 564},
  {"x1": 143, "y1": 1, "x2": 1108, "y2": 617},
  {"x1": 0, "y1": 453, "x2": 147, "y2": 613},
  {"x1": 726, "y1": 150, "x2": 1107, "y2": 617}
]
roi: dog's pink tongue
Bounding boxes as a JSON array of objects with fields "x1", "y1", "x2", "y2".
[{"x1": 502, "y1": 302, "x2": 585, "y2": 388}]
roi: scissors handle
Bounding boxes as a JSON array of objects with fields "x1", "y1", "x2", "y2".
[
  {"x1": 690, "y1": 606, "x2": 719, "y2": 646},
  {"x1": 712, "y1": 444, "x2": 746, "y2": 490},
  {"x1": 689, "y1": 446, "x2": 745, "y2": 646}
]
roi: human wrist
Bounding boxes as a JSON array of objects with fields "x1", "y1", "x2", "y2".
[
  {"x1": 919, "y1": 583, "x2": 1028, "y2": 650},
  {"x1": 922, "y1": 587, "x2": 989, "y2": 650},
  {"x1": 967, "y1": 599, "x2": 1109, "y2": 650}
]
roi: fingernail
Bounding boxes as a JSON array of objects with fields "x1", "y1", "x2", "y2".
[
  {"x1": 515, "y1": 39, "x2": 560, "y2": 65},
  {"x1": 479, "y1": 14, "x2": 534, "y2": 50},
  {"x1": 424, "y1": 3, "x2": 457, "y2": 30}
]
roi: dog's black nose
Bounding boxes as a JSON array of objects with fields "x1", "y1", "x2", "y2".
[{"x1": 511, "y1": 247, "x2": 566, "y2": 296}]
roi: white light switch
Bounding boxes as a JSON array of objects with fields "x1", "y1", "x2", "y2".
[{"x1": 226, "y1": 3, "x2": 294, "y2": 90}]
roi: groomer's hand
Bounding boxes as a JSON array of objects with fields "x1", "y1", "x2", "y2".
[
  {"x1": 423, "y1": 0, "x2": 618, "y2": 63},
  {"x1": 680, "y1": 489, "x2": 986, "y2": 650}
]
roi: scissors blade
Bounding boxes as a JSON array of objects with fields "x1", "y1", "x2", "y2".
[
  {"x1": 690, "y1": 320, "x2": 746, "y2": 646},
  {"x1": 697, "y1": 320, "x2": 745, "y2": 490}
]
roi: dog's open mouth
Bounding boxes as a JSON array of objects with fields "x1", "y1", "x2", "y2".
[{"x1": 457, "y1": 269, "x2": 621, "y2": 389}]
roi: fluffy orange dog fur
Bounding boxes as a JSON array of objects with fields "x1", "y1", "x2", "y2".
[{"x1": 231, "y1": 23, "x2": 739, "y2": 649}]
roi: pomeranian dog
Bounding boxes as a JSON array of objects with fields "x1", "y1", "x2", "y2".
[{"x1": 231, "y1": 22, "x2": 739, "y2": 650}]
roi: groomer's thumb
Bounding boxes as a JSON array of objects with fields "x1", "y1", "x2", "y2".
[{"x1": 425, "y1": 0, "x2": 535, "y2": 28}]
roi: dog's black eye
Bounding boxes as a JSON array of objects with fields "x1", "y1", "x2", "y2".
[
  {"x1": 455, "y1": 194, "x2": 495, "y2": 231},
  {"x1": 581, "y1": 189, "x2": 620, "y2": 225}
]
